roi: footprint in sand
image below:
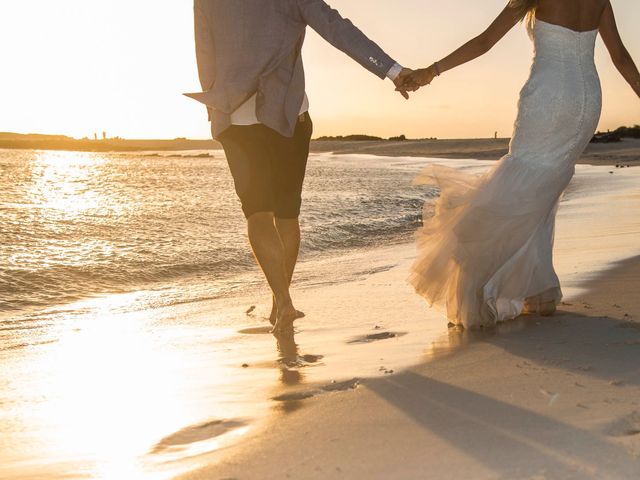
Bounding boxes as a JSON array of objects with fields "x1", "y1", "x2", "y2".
[
  {"x1": 151, "y1": 419, "x2": 247, "y2": 454},
  {"x1": 238, "y1": 326, "x2": 273, "y2": 335},
  {"x1": 272, "y1": 378, "x2": 360, "y2": 402},
  {"x1": 347, "y1": 331, "x2": 407, "y2": 344},
  {"x1": 279, "y1": 354, "x2": 325, "y2": 369},
  {"x1": 300, "y1": 354, "x2": 319, "y2": 362},
  {"x1": 607, "y1": 411, "x2": 640, "y2": 437}
]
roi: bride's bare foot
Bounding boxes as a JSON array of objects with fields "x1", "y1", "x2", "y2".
[
  {"x1": 523, "y1": 298, "x2": 557, "y2": 316},
  {"x1": 538, "y1": 300, "x2": 556, "y2": 316},
  {"x1": 271, "y1": 304, "x2": 305, "y2": 333}
]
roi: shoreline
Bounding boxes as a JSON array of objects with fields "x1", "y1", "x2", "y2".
[{"x1": 2, "y1": 137, "x2": 640, "y2": 166}]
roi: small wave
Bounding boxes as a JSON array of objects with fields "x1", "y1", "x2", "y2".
[
  {"x1": 0, "y1": 256, "x2": 255, "y2": 312},
  {"x1": 140, "y1": 152, "x2": 216, "y2": 159},
  {"x1": 1, "y1": 150, "x2": 439, "y2": 314}
]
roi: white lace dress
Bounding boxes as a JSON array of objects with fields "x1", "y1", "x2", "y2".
[{"x1": 409, "y1": 20, "x2": 602, "y2": 328}]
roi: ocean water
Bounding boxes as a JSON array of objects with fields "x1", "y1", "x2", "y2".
[{"x1": 0, "y1": 148, "x2": 436, "y2": 323}]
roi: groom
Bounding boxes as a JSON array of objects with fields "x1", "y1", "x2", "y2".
[{"x1": 189, "y1": 0, "x2": 413, "y2": 332}]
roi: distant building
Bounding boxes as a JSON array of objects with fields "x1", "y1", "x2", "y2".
[
  {"x1": 102, "y1": 131, "x2": 106, "y2": 140},
  {"x1": 94, "y1": 133, "x2": 97, "y2": 141}
]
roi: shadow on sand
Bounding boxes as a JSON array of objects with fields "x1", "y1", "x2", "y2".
[
  {"x1": 361, "y1": 255, "x2": 640, "y2": 478},
  {"x1": 366, "y1": 370, "x2": 637, "y2": 479}
]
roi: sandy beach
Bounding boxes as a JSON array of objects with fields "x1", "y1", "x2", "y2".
[
  {"x1": 169, "y1": 160, "x2": 640, "y2": 480},
  {"x1": 2, "y1": 155, "x2": 639, "y2": 480},
  {"x1": 310, "y1": 137, "x2": 640, "y2": 166}
]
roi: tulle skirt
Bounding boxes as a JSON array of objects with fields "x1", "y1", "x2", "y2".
[{"x1": 408, "y1": 157, "x2": 571, "y2": 328}]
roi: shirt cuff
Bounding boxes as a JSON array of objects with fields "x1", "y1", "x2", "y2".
[{"x1": 386, "y1": 62, "x2": 403, "y2": 82}]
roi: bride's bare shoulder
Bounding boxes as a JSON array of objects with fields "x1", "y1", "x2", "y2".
[
  {"x1": 535, "y1": 0, "x2": 609, "y2": 32},
  {"x1": 537, "y1": 0, "x2": 609, "y2": 10}
]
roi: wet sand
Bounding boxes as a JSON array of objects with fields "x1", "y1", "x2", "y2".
[
  {"x1": 310, "y1": 137, "x2": 640, "y2": 166},
  {"x1": 185, "y1": 260, "x2": 640, "y2": 480},
  {"x1": 176, "y1": 162, "x2": 640, "y2": 480}
]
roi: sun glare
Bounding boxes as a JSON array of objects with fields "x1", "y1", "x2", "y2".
[
  {"x1": 4, "y1": 289, "x2": 256, "y2": 479},
  {"x1": 28, "y1": 152, "x2": 106, "y2": 217}
]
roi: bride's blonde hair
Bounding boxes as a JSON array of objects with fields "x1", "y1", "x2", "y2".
[{"x1": 509, "y1": 0, "x2": 539, "y2": 25}]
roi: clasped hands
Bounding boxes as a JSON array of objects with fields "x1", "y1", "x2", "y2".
[{"x1": 393, "y1": 66, "x2": 437, "y2": 99}]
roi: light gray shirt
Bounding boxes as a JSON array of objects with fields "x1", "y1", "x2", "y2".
[
  {"x1": 230, "y1": 64, "x2": 403, "y2": 126},
  {"x1": 188, "y1": 0, "x2": 399, "y2": 138}
]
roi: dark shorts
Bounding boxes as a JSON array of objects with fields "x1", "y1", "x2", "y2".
[{"x1": 218, "y1": 113, "x2": 313, "y2": 219}]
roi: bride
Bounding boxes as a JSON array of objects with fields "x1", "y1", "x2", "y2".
[{"x1": 401, "y1": 0, "x2": 640, "y2": 329}]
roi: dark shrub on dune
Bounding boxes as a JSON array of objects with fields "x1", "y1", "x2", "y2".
[
  {"x1": 613, "y1": 125, "x2": 640, "y2": 138},
  {"x1": 315, "y1": 134, "x2": 384, "y2": 141},
  {"x1": 591, "y1": 125, "x2": 640, "y2": 143}
]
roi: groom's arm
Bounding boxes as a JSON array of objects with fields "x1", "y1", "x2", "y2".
[
  {"x1": 194, "y1": 0, "x2": 216, "y2": 118},
  {"x1": 194, "y1": 0, "x2": 216, "y2": 91},
  {"x1": 295, "y1": 0, "x2": 403, "y2": 82}
]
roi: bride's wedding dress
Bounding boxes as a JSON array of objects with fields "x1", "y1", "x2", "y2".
[{"x1": 409, "y1": 20, "x2": 602, "y2": 328}]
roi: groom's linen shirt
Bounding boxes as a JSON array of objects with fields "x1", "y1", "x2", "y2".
[
  {"x1": 231, "y1": 63, "x2": 402, "y2": 125},
  {"x1": 191, "y1": 0, "x2": 400, "y2": 138},
  {"x1": 231, "y1": 92, "x2": 310, "y2": 126}
]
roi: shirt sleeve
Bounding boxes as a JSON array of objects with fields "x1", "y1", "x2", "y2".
[
  {"x1": 297, "y1": 0, "x2": 397, "y2": 80},
  {"x1": 386, "y1": 63, "x2": 404, "y2": 82},
  {"x1": 193, "y1": 1, "x2": 216, "y2": 119}
]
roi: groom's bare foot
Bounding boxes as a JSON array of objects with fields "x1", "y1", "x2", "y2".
[
  {"x1": 523, "y1": 298, "x2": 557, "y2": 316},
  {"x1": 268, "y1": 297, "x2": 277, "y2": 326},
  {"x1": 269, "y1": 299, "x2": 304, "y2": 327},
  {"x1": 271, "y1": 305, "x2": 305, "y2": 333}
]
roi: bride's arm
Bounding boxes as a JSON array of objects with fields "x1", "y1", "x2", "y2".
[
  {"x1": 599, "y1": 1, "x2": 640, "y2": 98},
  {"x1": 405, "y1": 4, "x2": 520, "y2": 88},
  {"x1": 434, "y1": 5, "x2": 520, "y2": 75}
]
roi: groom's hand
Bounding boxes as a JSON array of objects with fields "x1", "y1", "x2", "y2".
[{"x1": 393, "y1": 68, "x2": 415, "y2": 99}]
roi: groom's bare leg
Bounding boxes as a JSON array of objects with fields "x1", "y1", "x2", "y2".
[
  {"x1": 269, "y1": 218, "x2": 302, "y2": 324},
  {"x1": 247, "y1": 212, "x2": 302, "y2": 331}
]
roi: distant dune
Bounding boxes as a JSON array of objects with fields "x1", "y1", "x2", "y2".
[
  {"x1": 310, "y1": 137, "x2": 640, "y2": 166},
  {"x1": 1, "y1": 132, "x2": 638, "y2": 166},
  {"x1": 0, "y1": 132, "x2": 221, "y2": 152}
]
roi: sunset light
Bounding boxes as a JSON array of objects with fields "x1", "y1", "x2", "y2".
[
  {"x1": 1, "y1": 1, "x2": 639, "y2": 479},
  {"x1": 0, "y1": 1, "x2": 638, "y2": 140}
]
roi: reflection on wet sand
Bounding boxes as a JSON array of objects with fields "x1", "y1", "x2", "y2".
[
  {"x1": 424, "y1": 313, "x2": 551, "y2": 362},
  {"x1": 276, "y1": 330, "x2": 304, "y2": 386}
]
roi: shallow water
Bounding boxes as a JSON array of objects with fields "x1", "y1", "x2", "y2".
[
  {"x1": 0, "y1": 149, "x2": 437, "y2": 316},
  {"x1": 0, "y1": 149, "x2": 444, "y2": 479}
]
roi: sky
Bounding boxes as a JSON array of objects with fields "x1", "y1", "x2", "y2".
[{"x1": 1, "y1": 0, "x2": 638, "y2": 140}]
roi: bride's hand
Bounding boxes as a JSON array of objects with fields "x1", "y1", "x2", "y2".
[
  {"x1": 412, "y1": 66, "x2": 437, "y2": 87},
  {"x1": 393, "y1": 68, "x2": 416, "y2": 99},
  {"x1": 396, "y1": 66, "x2": 437, "y2": 93}
]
